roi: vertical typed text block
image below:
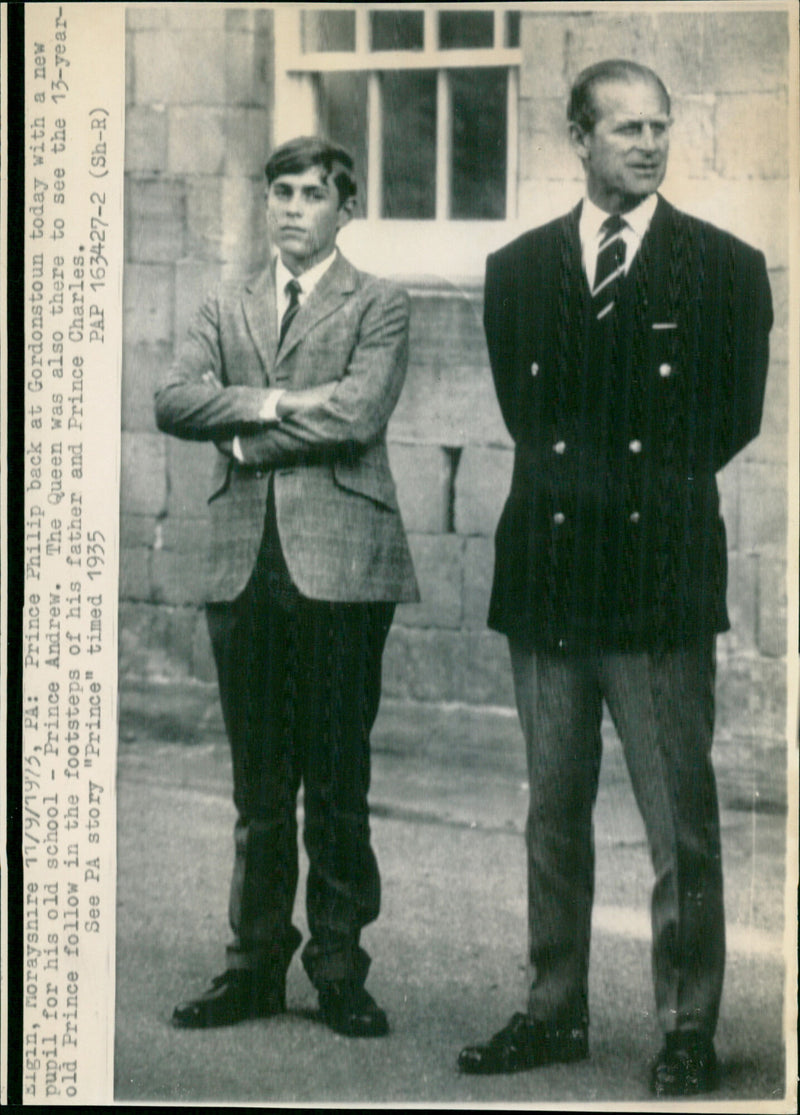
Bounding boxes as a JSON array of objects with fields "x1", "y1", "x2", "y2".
[{"x1": 23, "y1": 4, "x2": 124, "y2": 1104}]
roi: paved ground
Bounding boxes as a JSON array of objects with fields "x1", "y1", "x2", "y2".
[{"x1": 114, "y1": 699, "x2": 794, "y2": 1107}]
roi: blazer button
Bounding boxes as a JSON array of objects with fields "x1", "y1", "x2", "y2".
[
  {"x1": 553, "y1": 440, "x2": 566, "y2": 455},
  {"x1": 254, "y1": 469, "x2": 264, "y2": 479},
  {"x1": 659, "y1": 363, "x2": 672, "y2": 377},
  {"x1": 629, "y1": 511, "x2": 641, "y2": 523},
  {"x1": 629, "y1": 439, "x2": 642, "y2": 453},
  {"x1": 553, "y1": 511, "x2": 565, "y2": 525},
  {"x1": 530, "y1": 362, "x2": 539, "y2": 376}
]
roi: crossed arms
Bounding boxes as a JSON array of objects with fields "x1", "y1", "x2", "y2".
[{"x1": 154, "y1": 280, "x2": 410, "y2": 468}]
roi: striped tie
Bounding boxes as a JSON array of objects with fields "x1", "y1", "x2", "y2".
[
  {"x1": 278, "y1": 278, "x2": 302, "y2": 348},
  {"x1": 592, "y1": 214, "x2": 627, "y2": 322}
]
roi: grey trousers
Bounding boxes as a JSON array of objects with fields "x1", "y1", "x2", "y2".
[{"x1": 509, "y1": 638, "x2": 724, "y2": 1038}]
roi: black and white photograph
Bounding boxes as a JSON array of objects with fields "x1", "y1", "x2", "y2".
[{"x1": 11, "y1": 1, "x2": 798, "y2": 1108}]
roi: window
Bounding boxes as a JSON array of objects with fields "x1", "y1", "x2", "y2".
[{"x1": 276, "y1": 7, "x2": 521, "y2": 223}]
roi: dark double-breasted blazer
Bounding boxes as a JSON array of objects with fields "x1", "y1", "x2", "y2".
[
  {"x1": 155, "y1": 252, "x2": 419, "y2": 605},
  {"x1": 484, "y1": 196, "x2": 772, "y2": 651}
]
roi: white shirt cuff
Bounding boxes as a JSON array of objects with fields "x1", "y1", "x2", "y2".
[
  {"x1": 259, "y1": 388, "x2": 285, "y2": 423},
  {"x1": 231, "y1": 436, "x2": 244, "y2": 462}
]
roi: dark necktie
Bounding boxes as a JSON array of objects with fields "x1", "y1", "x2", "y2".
[
  {"x1": 278, "y1": 278, "x2": 301, "y2": 348},
  {"x1": 592, "y1": 214, "x2": 627, "y2": 322}
]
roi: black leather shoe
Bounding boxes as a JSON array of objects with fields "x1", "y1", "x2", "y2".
[
  {"x1": 650, "y1": 1031, "x2": 718, "y2": 1096},
  {"x1": 317, "y1": 984, "x2": 389, "y2": 1038},
  {"x1": 171, "y1": 969, "x2": 285, "y2": 1029},
  {"x1": 458, "y1": 1012, "x2": 589, "y2": 1074}
]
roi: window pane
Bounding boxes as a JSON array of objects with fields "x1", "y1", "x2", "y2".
[
  {"x1": 370, "y1": 10, "x2": 423, "y2": 51},
  {"x1": 317, "y1": 73, "x2": 368, "y2": 215},
  {"x1": 382, "y1": 71, "x2": 436, "y2": 218},
  {"x1": 439, "y1": 11, "x2": 494, "y2": 49},
  {"x1": 505, "y1": 11, "x2": 521, "y2": 48},
  {"x1": 451, "y1": 68, "x2": 506, "y2": 219},
  {"x1": 301, "y1": 10, "x2": 355, "y2": 52}
]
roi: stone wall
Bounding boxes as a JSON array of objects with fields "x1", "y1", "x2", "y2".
[{"x1": 120, "y1": 7, "x2": 790, "y2": 772}]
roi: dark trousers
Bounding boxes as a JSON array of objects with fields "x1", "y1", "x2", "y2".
[
  {"x1": 509, "y1": 639, "x2": 724, "y2": 1038},
  {"x1": 206, "y1": 491, "x2": 394, "y2": 990}
]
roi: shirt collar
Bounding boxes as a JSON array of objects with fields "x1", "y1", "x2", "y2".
[
  {"x1": 274, "y1": 248, "x2": 338, "y2": 300},
  {"x1": 580, "y1": 192, "x2": 659, "y2": 245}
]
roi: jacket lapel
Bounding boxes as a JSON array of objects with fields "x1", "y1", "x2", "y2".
[
  {"x1": 242, "y1": 265, "x2": 279, "y2": 382},
  {"x1": 275, "y1": 252, "x2": 359, "y2": 369}
]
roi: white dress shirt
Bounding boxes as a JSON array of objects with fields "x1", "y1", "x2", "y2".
[{"x1": 579, "y1": 193, "x2": 658, "y2": 290}]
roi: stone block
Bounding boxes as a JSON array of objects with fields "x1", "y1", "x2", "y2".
[
  {"x1": 151, "y1": 547, "x2": 207, "y2": 606},
  {"x1": 173, "y1": 260, "x2": 224, "y2": 347},
  {"x1": 220, "y1": 177, "x2": 268, "y2": 267},
  {"x1": 389, "y1": 361, "x2": 510, "y2": 449},
  {"x1": 167, "y1": 107, "x2": 227, "y2": 175},
  {"x1": 562, "y1": 13, "x2": 660, "y2": 86},
  {"x1": 768, "y1": 267, "x2": 788, "y2": 363},
  {"x1": 165, "y1": 5, "x2": 227, "y2": 30},
  {"x1": 701, "y1": 11, "x2": 789, "y2": 92},
  {"x1": 738, "y1": 462, "x2": 787, "y2": 553},
  {"x1": 192, "y1": 614, "x2": 217, "y2": 683},
  {"x1": 126, "y1": 178, "x2": 186, "y2": 264},
  {"x1": 463, "y1": 537, "x2": 495, "y2": 630},
  {"x1": 517, "y1": 180, "x2": 584, "y2": 230},
  {"x1": 121, "y1": 431, "x2": 167, "y2": 517},
  {"x1": 118, "y1": 601, "x2": 199, "y2": 683},
  {"x1": 665, "y1": 180, "x2": 789, "y2": 269},
  {"x1": 127, "y1": 9, "x2": 166, "y2": 30},
  {"x1": 119, "y1": 546, "x2": 151, "y2": 602},
  {"x1": 185, "y1": 176, "x2": 223, "y2": 261},
  {"x1": 407, "y1": 289, "x2": 487, "y2": 370},
  {"x1": 716, "y1": 464, "x2": 740, "y2": 551},
  {"x1": 648, "y1": 13, "x2": 707, "y2": 96},
  {"x1": 741, "y1": 360, "x2": 788, "y2": 465},
  {"x1": 668, "y1": 96, "x2": 715, "y2": 181},
  {"x1": 124, "y1": 106, "x2": 168, "y2": 174},
  {"x1": 121, "y1": 513, "x2": 158, "y2": 549},
  {"x1": 225, "y1": 108, "x2": 272, "y2": 176},
  {"x1": 758, "y1": 556, "x2": 788, "y2": 658},
  {"x1": 723, "y1": 552, "x2": 758, "y2": 653},
  {"x1": 463, "y1": 631, "x2": 515, "y2": 708},
  {"x1": 519, "y1": 15, "x2": 570, "y2": 100},
  {"x1": 225, "y1": 29, "x2": 273, "y2": 108},
  {"x1": 387, "y1": 443, "x2": 450, "y2": 534},
  {"x1": 167, "y1": 439, "x2": 218, "y2": 518},
  {"x1": 122, "y1": 341, "x2": 172, "y2": 433},
  {"x1": 123, "y1": 263, "x2": 174, "y2": 348},
  {"x1": 159, "y1": 515, "x2": 210, "y2": 553},
  {"x1": 381, "y1": 628, "x2": 466, "y2": 703},
  {"x1": 133, "y1": 30, "x2": 226, "y2": 104},
  {"x1": 716, "y1": 93, "x2": 789, "y2": 180},
  {"x1": 454, "y1": 447, "x2": 513, "y2": 537},
  {"x1": 519, "y1": 97, "x2": 576, "y2": 182},
  {"x1": 714, "y1": 651, "x2": 786, "y2": 745},
  {"x1": 397, "y1": 535, "x2": 465, "y2": 629}
]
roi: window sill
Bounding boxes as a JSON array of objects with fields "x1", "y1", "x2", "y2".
[{"x1": 337, "y1": 218, "x2": 527, "y2": 285}]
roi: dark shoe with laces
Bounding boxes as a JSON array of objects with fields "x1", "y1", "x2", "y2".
[
  {"x1": 650, "y1": 1031, "x2": 718, "y2": 1096},
  {"x1": 317, "y1": 983, "x2": 389, "y2": 1038},
  {"x1": 457, "y1": 1012, "x2": 589, "y2": 1074},
  {"x1": 171, "y1": 969, "x2": 285, "y2": 1029}
]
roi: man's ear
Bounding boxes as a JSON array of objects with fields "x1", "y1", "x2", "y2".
[
  {"x1": 568, "y1": 122, "x2": 590, "y2": 162},
  {"x1": 336, "y1": 197, "x2": 355, "y2": 231}
]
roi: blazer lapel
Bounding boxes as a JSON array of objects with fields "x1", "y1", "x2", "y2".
[
  {"x1": 242, "y1": 265, "x2": 279, "y2": 382},
  {"x1": 275, "y1": 252, "x2": 359, "y2": 369}
]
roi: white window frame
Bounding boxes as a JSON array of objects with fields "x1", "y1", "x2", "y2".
[{"x1": 273, "y1": 5, "x2": 523, "y2": 281}]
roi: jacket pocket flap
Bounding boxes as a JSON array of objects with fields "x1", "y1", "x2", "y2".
[{"x1": 333, "y1": 461, "x2": 398, "y2": 510}]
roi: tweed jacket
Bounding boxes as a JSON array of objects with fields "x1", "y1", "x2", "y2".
[
  {"x1": 155, "y1": 252, "x2": 419, "y2": 604},
  {"x1": 484, "y1": 196, "x2": 772, "y2": 651}
]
